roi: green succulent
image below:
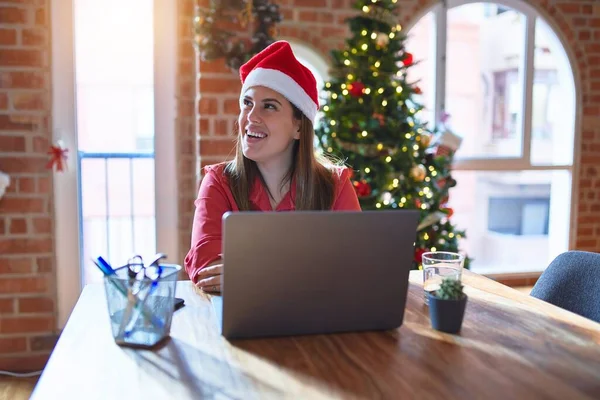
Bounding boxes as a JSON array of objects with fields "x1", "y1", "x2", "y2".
[{"x1": 435, "y1": 278, "x2": 464, "y2": 300}]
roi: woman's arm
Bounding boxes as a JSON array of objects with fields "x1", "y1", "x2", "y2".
[{"x1": 184, "y1": 167, "x2": 231, "y2": 283}]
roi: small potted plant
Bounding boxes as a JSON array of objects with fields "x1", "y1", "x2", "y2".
[{"x1": 427, "y1": 277, "x2": 467, "y2": 334}]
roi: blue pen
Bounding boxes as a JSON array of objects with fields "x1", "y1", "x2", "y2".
[{"x1": 93, "y1": 257, "x2": 164, "y2": 330}]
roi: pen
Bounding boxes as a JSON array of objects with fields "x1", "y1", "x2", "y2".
[{"x1": 93, "y1": 257, "x2": 164, "y2": 330}]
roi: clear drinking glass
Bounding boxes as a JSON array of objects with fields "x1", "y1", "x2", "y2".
[
  {"x1": 422, "y1": 252, "x2": 464, "y2": 305},
  {"x1": 103, "y1": 264, "x2": 181, "y2": 348}
]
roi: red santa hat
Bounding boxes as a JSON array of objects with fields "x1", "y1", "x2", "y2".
[{"x1": 239, "y1": 41, "x2": 319, "y2": 125}]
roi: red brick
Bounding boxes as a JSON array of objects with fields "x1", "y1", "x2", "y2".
[
  {"x1": 0, "y1": 337, "x2": 27, "y2": 354},
  {"x1": 579, "y1": 30, "x2": 591, "y2": 41},
  {"x1": 0, "y1": 92, "x2": 7, "y2": 109},
  {"x1": 0, "y1": 6, "x2": 27, "y2": 24},
  {"x1": 9, "y1": 218, "x2": 27, "y2": 234},
  {"x1": 299, "y1": 11, "x2": 318, "y2": 22},
  {"x1": 0, "y1": 354, "x2": 49, "y2": 373},
  {"x1": 0, "y1": 218, "x2": 4, "y2": 234},
  {"x1": 0, "y1": 135, "x2": 25, "y2": 151},
  {"x1": 34, "y1": 7, "x2": 45, "y2": 25},
  {"x1": 198, "y1": 117, "x2": 210, "y2": 133},
  {"x1": 18, "y1": 297, "x2": 54, "y2": 313},
  {"x1": 214, "y1": 119, "x2": 230, "y2": 136},
  {"x1": 198, "y1": 78, "x2": 240, "y2": 94},
  {"x1": 199, "y1": 138, "x2": 236, "y2": 157},
  {"x1": 576, "y1": 239, "x2": 597, "y2": 248},
  {"x1": 29, "y1": 333, "x2": 58, "y2": 352},
  {"x1": 12, "y1": 92, "x2": 47, "y2": 110},
  {"x1": 293, "y1": 0, "x2": 326, "y2": 6},
  {"x1": 0, "y1": 257, "x2": 32, "y2": 274},
  {"x1": 0, "y1": 276, "x2": 48, "y2": 294},
  {"x1": 0, "y1": 157, "x2": 48, "y2": 174},
  {"x1": 322, "y1": 27, "x2": 347, "y2": 37},
  {"x1": 198, "y1": 97, "x2": 218, "y2": 114},
  {"x1": 36, "y1": 256, "x2": 52, "y2": 273},
  {"x1": 590, "y1": 18, "x2": 600, "y2": 28},
  {"x1": 0, "y1": 298, "x2": 13, "y2": 314},
  {"x1": 582, "y1": 5, "x2": 593, "y2": 14},
  {"x1": 0, "y1": 197, "x2": 45, "y2": 213},
  {"x1": 281, "y1": 8, "x2": 293, "y2": 20},
  {"x1": 0, "y1": 316, "x2": 55, "y2": 334},
  {"x1": 223, "y1": 98, "x2": 240, "y2": 114},
  {"x1": 37, "y1": 175, "x2": 50, "y2": 193},
  {"x1": 32, "y1": 217, "x2": 51, "y2": 234},
  {"x1": 18, "y1": 177, "x2": 35, "y2": 193},
  {"x1": 32, "y1": 136, "x2": 49, "y2": 152},
  {"x1": 556, "y1": 3, "x2": 580, "y2": 14},
  {"x1": 319, "y1": 13, "x2": 334, "y2": 24},
  {"x1": 0, "y1": 28, "x2": 17, "y2": 45},
  {"x1": 0, "y1": 115, "x2": 37, "y2": 131},
  {"x1": 0, "y1": 49, "x2": 42, "y2": 67},
  {"x1": 22, "y1": 28, "x2": 47, "y2": 46},
  {"x1": 0, "y1": 238, "x2": 53, "y2": 255},
  {"x1": 591, "y1": 69, "x2": 600, "y2": 79},
  {"x1": 0, "y1": 71, "x2": 46, "y2": 89}
]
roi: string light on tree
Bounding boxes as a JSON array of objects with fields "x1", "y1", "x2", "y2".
[{"x1": 315, "y1": 0, "x2": 470, "y2": 270}]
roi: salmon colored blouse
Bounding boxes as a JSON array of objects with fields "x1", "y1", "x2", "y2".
[{"x1": 184, "y1": 162, "x2": 361, "y2": 282}]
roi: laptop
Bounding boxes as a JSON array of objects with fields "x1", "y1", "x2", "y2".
[{"x1": 210, "y1": 210, "x2": 419, "y2": 339}]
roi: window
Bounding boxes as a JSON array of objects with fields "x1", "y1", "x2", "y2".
[{"x1": 406, "y1": 0, "x2": 576, "y2": 274}]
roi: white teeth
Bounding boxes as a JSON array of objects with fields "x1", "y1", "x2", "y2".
[{"x1": 246, "y1": 130, "x2": 266, "y2": 138}]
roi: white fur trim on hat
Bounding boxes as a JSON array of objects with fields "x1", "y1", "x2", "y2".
[{"x1": 241, "y1": 67, "x2": 318, "y2": 124}]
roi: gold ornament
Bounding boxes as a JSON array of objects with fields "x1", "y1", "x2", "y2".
[
  {"x1": 420, "y1": 133, "x2": 432, "y2": 148},
  {"x1": 410, "y1": 164, "x2": 427, "y2": 182},
  {"x1": 376, "y1": 32, "x2": 389, "y2": 47}
]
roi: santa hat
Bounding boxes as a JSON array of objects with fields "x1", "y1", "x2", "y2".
[{"x1": 239, "y1": 41, "x2": 319, "y2": 125}]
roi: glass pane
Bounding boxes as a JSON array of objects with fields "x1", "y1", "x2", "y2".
[
  {"x1": 74, "y1": 0, "x2": 156, "y2": 284},
  {"x1": 448, "y1": 169, "x2": 571, "y2": 274},
  {"x1": 446, "y1": 3, "x2": 525, "y2": 159},
  {"x1": 531, "y1": 18, "x2": 575, "y2": 166},
  {"x1": 80, "y1": 159, "x2": 108, "y2": 284},
  {"x1": 75, "y1": 0, "x2": 154, "y2": 153},
  {"x1": 405, "y1": 11, "x2": 435, "y2": 129}
]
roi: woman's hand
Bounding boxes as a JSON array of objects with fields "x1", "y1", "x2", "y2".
[{"x1": 195, "y1": 262, "x2": 223, "y2": 294}]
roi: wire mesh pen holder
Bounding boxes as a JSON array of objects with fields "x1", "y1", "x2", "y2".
[{"x1": 103, "y1": 264, "x2": 181, "y2": 349}]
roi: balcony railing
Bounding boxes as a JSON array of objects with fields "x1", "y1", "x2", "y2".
[{"x1": 78, "y1": 151, "x2": 156, "y2": 284}]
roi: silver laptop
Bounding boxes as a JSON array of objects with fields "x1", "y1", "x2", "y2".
[{"x1": 211, "y1": 210, "x2": 419, "y2": 339}]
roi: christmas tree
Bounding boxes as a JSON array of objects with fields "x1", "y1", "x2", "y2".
[{"x1": 315, "y1": 0, "x2": 470, "y2": 269}]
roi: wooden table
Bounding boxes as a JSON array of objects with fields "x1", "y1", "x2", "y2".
[{"x1": 31, "y1": 270, "x2": 600, "y2": 399}]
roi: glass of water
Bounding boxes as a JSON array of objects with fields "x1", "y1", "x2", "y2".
[{"x1": 422, "y1": 251, "x2": 465, "y2": 305}]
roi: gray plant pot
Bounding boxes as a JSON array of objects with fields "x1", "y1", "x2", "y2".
[{"x1": 427, "y1": 293, "x2": 467, "y2": 334}]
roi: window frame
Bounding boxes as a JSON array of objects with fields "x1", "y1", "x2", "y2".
[
  {"x1": 51, "y1": 0, "x2": 179, "y2": 328},
  {"x1": 406, "y1": 0, "x2": 581, "y2": 255}
]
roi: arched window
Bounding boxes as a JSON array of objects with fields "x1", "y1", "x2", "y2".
[{"x1": 405, "y1": 1, "x2": 576, "y2": 274}]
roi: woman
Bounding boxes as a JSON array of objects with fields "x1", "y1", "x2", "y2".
[{"x1": 184, "y1": 41, "x2": 361, "y2": 293}]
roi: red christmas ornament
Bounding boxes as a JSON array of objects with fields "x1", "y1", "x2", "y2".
[
  {"x1": 403, "y1": 52, "x2": 414, "y2": 66},
  {"x1": 353, "y1": 179, "x2": 371, "y2": 197},
  {"x1": 372, "y1": 113, "x2": 385, "y2": 126},
  {"x1": 442, "y1": 207, "x2": 454, "y2": 218},
  {"x1": 47, "y1": 143, "x2": 69, "y2": 172},
  {"x1": 413, "y1": 86, "x2": 422, "y2": 95},
  {"x1": 348, "y1": 81, "x2": 365, "y2": 97},
  {"x1": 414, "y1": 247, "x2": 429, "y2": 263}
]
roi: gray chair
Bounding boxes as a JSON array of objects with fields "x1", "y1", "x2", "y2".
[{"x1": 530, "y1": 251, "x2": 600, "y2": 323}]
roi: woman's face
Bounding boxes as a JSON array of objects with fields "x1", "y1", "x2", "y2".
[{"x1": 238, "y1": 86, "x2": 300, "y2": 169}]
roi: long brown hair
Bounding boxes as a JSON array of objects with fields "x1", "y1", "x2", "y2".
[{"x1": 224, "y1": 104, "x2": 338, "y2": 211}]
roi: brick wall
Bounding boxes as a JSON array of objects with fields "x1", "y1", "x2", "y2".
[
  {"x1": 177, "y1": 0, "x2": 600, "y2": 261},
  {"x1": 0, "y1": 0, "x2": 57, "y2": 371}
]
